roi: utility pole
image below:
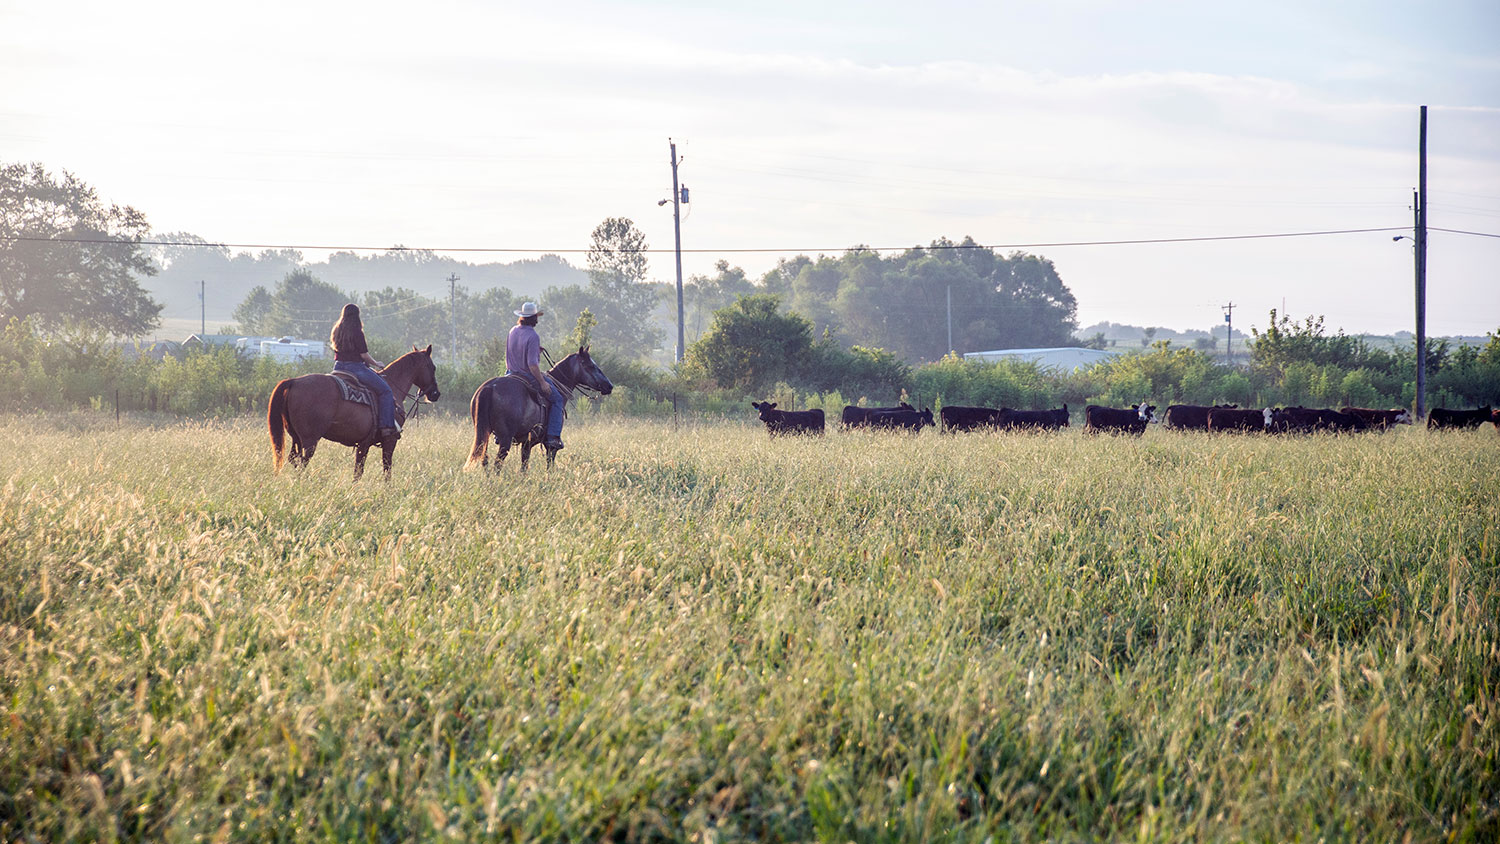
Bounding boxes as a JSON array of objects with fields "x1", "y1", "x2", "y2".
[
  {"x1": 448, "y1": 273, "x2": 460, "y2": 367},
  {"x1": 1415, "y1": 105, "x2": 1428, "y2": 420},
  {"x1": 946, "y1": 286, "x2": 952, "y2": 355},
  {"x1": 669, "y1": 140, "x2": 686, "y2": 363},
  {"x1": 198, "y1": 280, "x2": 206, "y2": 336},
  {"x1": 1222, "y1": 301, "x2": 1234, "y2": 364}
]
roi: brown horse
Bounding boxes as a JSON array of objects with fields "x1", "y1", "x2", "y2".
[
  {"x1": 268, "y1": 345, "x2": 441, "y2": 478},
  {"x1": 465, "y1": 346, "x2": 613, "y2": 473}
]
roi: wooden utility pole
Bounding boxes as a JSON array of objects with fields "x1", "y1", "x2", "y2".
[
  {"x1": 198, "y1": 280, "x2": 206, "y2": 336},
  {"x1": 1415, "y1": 106, "x2": 1428, "y2": 420},
  {"x1": 1222, "y1": 301, "x2": 1235, "y2": 364},
  {"x1": 448, "y1": 273, "x2": 460, "y2": 366},
  {"x1": 669, "y1": 140, "x2": 685, "y2": 363}
]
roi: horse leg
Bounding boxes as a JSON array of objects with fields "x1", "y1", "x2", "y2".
[
  {"x1": 354, "y1": 444, "x2": 369, "y2": 480},
  {"x1": 381, "y1": 440, "x2": 396, "y2": 479},
  {"x1": 519, "y1": 440, "x2": 533, "y2": 474},
  {"x1": 296, "y1": 439, "x2": 319, "y2": 469},
  {"x1": 493, "y1": 439, "x2": 511, "y2": 474},
  {"x1": 545, "y1": 445, "x2": 557, "y2": 469}
]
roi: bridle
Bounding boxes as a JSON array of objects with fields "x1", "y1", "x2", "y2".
[{"x1": 545, "y1": 351, "x2": 606, "y2": 403}]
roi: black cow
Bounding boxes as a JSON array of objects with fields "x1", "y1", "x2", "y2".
[
  {"x1": 1268, "y1": 407, "x2": 1367, "y2": 434},
  {"x1": 940, "y1": 405, "x2": 1006, "y2": 433},
  {"x1": 1207, "y1": 407, "x2": 1269, "y2": 432},
  {"x1": 997, "y1": 405, "x2": 1069, "y2": 431},
  {"x1": 1084, "y1": 402, "x2": 1156, "y2": 435},
  {"x1": 842, "y1": 402, "x2": 914, "y2": 429},
  {"x1": 1428, "y1": 406, "x2": 1494, "y2": 430},
  {"x1": 866, "y1": 407, "x2": 935, "y2": 431},
  {"x1": 750, "y1": 401, "x2": 825, "y2": 436},
  {"x1": 1163, "y1": 404, "x2": 1237, "y2": 431},
  {"x1": 1339, "y1": 407, "x2": 1413, "y2": 430}
]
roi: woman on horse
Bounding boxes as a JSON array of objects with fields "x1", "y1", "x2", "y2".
[
  {"x1": 330, "y1": 303, "x2": 399, "y2": 441},
  {"x1": 505, "y1": 301, "x2": 566, "y2": 450}
]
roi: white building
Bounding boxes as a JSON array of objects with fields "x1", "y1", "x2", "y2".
[{"x1": 962, "y1": 347, "x2": 1121, "y2": 372}]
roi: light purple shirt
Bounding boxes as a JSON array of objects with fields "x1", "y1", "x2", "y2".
[{"x1": 505, "y1": 324, "x2": 540, "y2": 376}]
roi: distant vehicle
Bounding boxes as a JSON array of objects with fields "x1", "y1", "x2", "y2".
[{"x1": 257, "y1": 337, "x2": 327, "y2": 362}]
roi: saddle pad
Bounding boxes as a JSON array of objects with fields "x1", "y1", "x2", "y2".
[{"x1": 331, "y1": 372, "x2": 375, "y2": 407}]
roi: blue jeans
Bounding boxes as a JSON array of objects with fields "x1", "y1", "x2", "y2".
[
  {"x1": 334, "y1": 361, "x2": 396, "y2": 429},
  {"x1": 509, "y1": 371, "x2": 565, "y2": 439}
]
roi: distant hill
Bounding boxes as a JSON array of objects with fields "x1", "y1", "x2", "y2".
[{"x1": 145, "y1": 236, "x2": 587, "y2": 321}]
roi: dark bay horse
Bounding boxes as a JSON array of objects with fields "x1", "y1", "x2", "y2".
[
  {"x1": 466, "y1": 346, "x2": 613, "y2": 473},
  {"x1": 268, "y1": 345, "x2": 441, "y2": 478}
]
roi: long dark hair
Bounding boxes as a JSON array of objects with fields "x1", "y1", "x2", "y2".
[{"x1": 330, "y1": 303, "x2": 364, "y2": 352}]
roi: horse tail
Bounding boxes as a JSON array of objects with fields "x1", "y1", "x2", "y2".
[
  {"x1": 465, "y1": 381, "x2": 493, "y2": 470},
  {"x1": 268, "y1": 379, "x2": 292, "y2": 473}
]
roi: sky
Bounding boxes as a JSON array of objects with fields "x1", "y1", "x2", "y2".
[{"x1": 3, "y1": 0, "x2": 1498, "y2": 337}]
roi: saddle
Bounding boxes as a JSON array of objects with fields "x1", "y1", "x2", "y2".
[
  {"x1": 330, "y1": 371, "x2": 376, "y2": 407},
  {"x1": 504, "y1": 373, "x2": 550, "y2": 411}
]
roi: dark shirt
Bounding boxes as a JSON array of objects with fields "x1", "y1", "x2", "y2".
[{"x1": 333, "y1": 329, "x2": 369, "y2": 362}]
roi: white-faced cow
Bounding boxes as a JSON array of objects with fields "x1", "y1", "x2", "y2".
[
  {"x1": 750, "y1": 401, "x2": 825, "y2": 436},
  {"x1": 1084, "y1": 402, "x2": 1156, "y2": 435}
]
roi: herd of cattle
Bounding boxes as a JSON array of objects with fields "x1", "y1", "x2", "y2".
[{"x1": 750, "y1": 399, "x2": 1499, "y2": 436}]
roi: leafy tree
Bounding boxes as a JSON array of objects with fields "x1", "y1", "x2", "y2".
[
  {"x1": 584, "y1": 217, "x2": 661, "y2": 358},
  {"x1": 232, "y1": 285, "x2": 273, "y2": 333},
  {"x1": 763, "y1": 237, "x2": 1078, "y2": 363},
  {"x1": 1251, "y1": 310, "x2": 1370, "y2": 373},
  {"x1": 686, "y1": 294, "x2": 812, "y2": 394},
  {"x1": 0, "y1": 162, "x2": 162, "y2": 335},
  {"x1": 566, "y1": 308, "x2": 598, "y2": 351},
  {"x1": 684, "y1": 260, "x2": 755, "y2": 344},
  {"x1": 244, "y1": 270, "x2": 350, "y2": 339}
]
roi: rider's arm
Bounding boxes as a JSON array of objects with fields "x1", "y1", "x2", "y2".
[
  {"x1": 362, "y1": 351, "x2": 383, "y2": 369},
  {"x1": 528, "y1": 361, "x2": 549, "y2": 389}
]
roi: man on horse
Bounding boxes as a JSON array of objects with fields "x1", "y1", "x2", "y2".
[
  {"x1": 505, "y1": 301, "x2": 566, "y2": 450},
  {"x1": 330, "y1": 303, "x2": 400, "y2": 442}
]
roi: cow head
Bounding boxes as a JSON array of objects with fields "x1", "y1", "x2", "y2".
[
  {"x1": 751, "y1": 400, "x2": 776, "y2": 421},
  {"x1": 1135, "y1": 402, "x2": 1159, "y2": 423},
  {"x1": 1393, "y1": 408, "x2": 1413, "y2": 425},
  {"x1": 920, "y1": 408, "x2": 935, "y2": 427},
  {"x1": 1262, "y1": 407, "x2": 1275, "y2": 429}
]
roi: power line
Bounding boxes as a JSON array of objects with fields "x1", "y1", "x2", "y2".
[
  {"x1": 12, "y1": 225, "x2": 1484, "y2": 255},
  {"x1": 1430, "y1": 226, "x2": 1500, "y2": 239}
]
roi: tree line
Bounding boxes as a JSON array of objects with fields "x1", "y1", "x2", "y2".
[{"x1": 4, "y1": 160, "x2": 1497, "y2": 420}]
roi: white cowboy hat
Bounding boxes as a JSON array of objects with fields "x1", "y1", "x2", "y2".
[{"x1": 513, "y1": 301, "x2": 544, "y2": 318}]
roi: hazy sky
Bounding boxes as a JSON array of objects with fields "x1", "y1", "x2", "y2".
[{"x1": 4, "y1": 0, "x2": 1498, "y2": 335}]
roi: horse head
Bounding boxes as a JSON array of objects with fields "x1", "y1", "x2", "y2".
[
  {"x1": 568, "y1": 345, "x2": 613, "y2": 395},
  {"x1": 401, "y1": 344, "x2": 441, "y2": 402}
]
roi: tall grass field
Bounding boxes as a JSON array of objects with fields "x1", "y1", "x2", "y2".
[{"x1": 1, "y1": 413, "x2": 1496, "y2": 842}]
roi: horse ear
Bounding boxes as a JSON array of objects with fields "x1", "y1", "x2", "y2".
[
  {"x1": 580, "y1": 345, "x2": 588, "y2": 355},
  {"x1": 423, "y1": 344, "x2": 432, "y2": 355}
]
